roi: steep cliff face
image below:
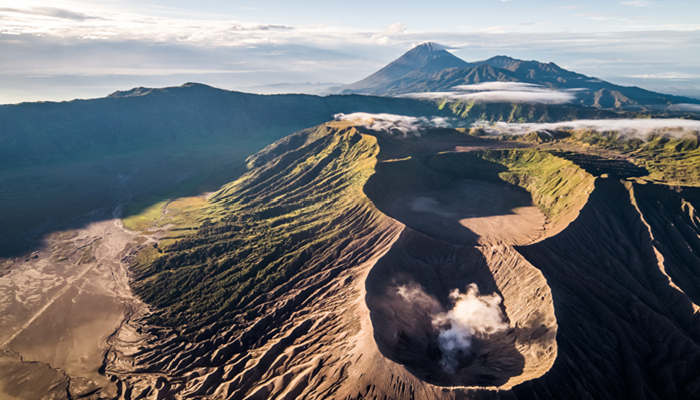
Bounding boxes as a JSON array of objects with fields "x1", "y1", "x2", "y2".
[
  {"x1": 111, "y1": 124, "x2": 700, "y2": 399},
  {"x1": 512, "y1": 179, "x2": 700, "y2": 400}
]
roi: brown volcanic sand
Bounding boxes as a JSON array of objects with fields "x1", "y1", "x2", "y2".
[
  {"x1": 363, "y1": 148, "x2": 558, "y2": 389},
  {"x1": 0, "y1": 209, "x2": 144, "y2": 399},
  {"x1": 397, "y1": 179, "x2": 545, "y2": 245}
]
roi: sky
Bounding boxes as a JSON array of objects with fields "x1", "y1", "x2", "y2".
[{"x1": 1, "y1": 0, "x2": 700, "y2": 104}]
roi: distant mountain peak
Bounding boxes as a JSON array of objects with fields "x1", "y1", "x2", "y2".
[
  {"x1": 393, "y1": 42, "x2": 466, "y2": 69},
  {"x1": 108, "y1": 82, "x2": 220, "y2": 98},
  {"x1": 339, "y1": 42, "x2": 469, "y2": 95},
  {"x1": 410, "y1": 41, "x2": 448, "y2": 52},
  {"x1": 108, "y1": 86, "x2": 153, "y2": 98}
]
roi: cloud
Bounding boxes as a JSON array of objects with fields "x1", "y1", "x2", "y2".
[
  {"x1": 667, "y1": 104, "x2": 700, "y2": 112},
  {"x1": 229, "y1": 24, "x2": 293, "y2": 32},
  {"x1": 334, "y1": 112, "x2": 453, "y2": 137},
  {"x1": 1, "y1": 1, "x2": 699, "y2": 104},
  {"x1": 473, "y1": 118, "x2": 700, "y2": 138},
  {"x1": 620, "y1": 0, "x2": 652, "y2": 7},
  {"x1": 626, "y1": 72, "x2": 700, "y2": 80},
  {"x1": 385, "y1": 23, "x2": 407, "y2": 35},
  {"x1": 0, "y1": 7, "x2": 101, "y2": 21},
  {"x1": 431, "y1": 284, "x2": 508, "y2": 373},
  {"x1": 400, "y1": 82, "x2": 578, "y2": 104}
]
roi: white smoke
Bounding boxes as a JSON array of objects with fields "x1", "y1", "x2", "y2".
[
  {"x1": 395, "y1": 282, "x2": 508, "y2": 373},
  {"x1": 472, "y1": 118, "x2": 700, "y2": 139},
  {"x1": 334, "y1": 112, "x2": 453, "y2": 137},
  {"x1": 431, "y1": 284, "x2": 508, "y2": 373},
  {"x1": 396, "y1": 283, "x2": 442, "y2": 311},
  {"x1": 399, "y1": 82, "x2": 580, "y2": 104}
]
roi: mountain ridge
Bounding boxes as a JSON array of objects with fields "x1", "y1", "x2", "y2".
[{"x1": 339, "y1": 42, "x2": 700, "y2": 109}]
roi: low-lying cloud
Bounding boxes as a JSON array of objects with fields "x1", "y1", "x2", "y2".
[
  {"x1": 395, "y1": 282, "x2": 508, "y2": 373},
  {"x1": 400, "y1": 82, "x2": 580, "y2": 104},
  {"x1": 668, "y1": 103, "x2": 700, "y2": 113},
  {"x1": 473, "y1": 118, "x2": 700, "y2": 138},
  {"x1": 334, "y1": 112, "x2": 453, "y2": 137},
  {"x1": 452, "y1": 82, "x2": 550, "y2": 92}
]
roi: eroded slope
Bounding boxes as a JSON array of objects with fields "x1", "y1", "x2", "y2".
[{"x1": 114, "y1": 123, "x2": 700, "y2": 400}]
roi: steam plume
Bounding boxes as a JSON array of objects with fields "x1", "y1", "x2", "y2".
[
  {"x1": 431, "y1": 284, "x2": 508, "y2": 373},
  {"x1": 395, "y1": 282, "x2": 508, "y2": 373}
]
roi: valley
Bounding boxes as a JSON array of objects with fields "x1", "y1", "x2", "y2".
[{"x1": 0, "y1": 206, "x2": 144, "y2": 399}]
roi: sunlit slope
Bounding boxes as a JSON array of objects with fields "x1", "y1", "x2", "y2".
[
  {"x1": 128, "y1": 122, "x2": 394, "y2": 326},
  {"x1": 567, "y1": 130, "x2": 700, "y2": 184},
  {"x1": 112, "y1": 123, "x2": 406, "y2": 398},
  {"x1": 507, "y1": 128, "x2": 700, "y2": 185}
]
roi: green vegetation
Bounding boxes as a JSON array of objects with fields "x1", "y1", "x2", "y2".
[
  {"x1": 568, "y1": 130, "x2": 700, "y2": 185},
  {"x1": 481, "y1": 150, "x2": 595, "y2": 220},
  {"x1": 439, "y1": 101, "x2": 620, "y2": 122},
  {"x1": 128, "y1": 122, "x2": 386, "y2": 327}
]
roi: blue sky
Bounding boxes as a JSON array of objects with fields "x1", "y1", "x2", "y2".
[{"x1": 1, "y1": 0, "x2": 699, "y2": 103}]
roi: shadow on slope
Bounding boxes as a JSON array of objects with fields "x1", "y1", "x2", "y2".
[
  {"x1": 511, "y1": 178, "x2": 700, "y2": 399},
  {"x1": 0, "y1": 84, "x2": 448, "y2": 258}
]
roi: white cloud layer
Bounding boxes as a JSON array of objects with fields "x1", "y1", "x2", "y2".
[
  {"x1": 334, "y1": 112, "x2": 452, "y2": 136},
  {"x1": 668, "y1": 104, "x2": 700, "y2": 112},
  {"x1": 403, "y1": 90, "x2": 576, "y2": 104},
  {"x1": 473, "y1": 118, "x2": 700, "y2": 138},
  {"x1": 400, "y1": 82, "x2": 580, "y2": 104},
  {"x1": 452, "y1": 82, "x2": 545, "y2": 91}
]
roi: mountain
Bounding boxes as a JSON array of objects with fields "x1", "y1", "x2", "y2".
[
  {"x1": 100, "y1": 121, "x2": 700, "y2": 399},
  {"x1": 340, "y1": 42, "x2": 471, "y2": 95},
  {"x1": 339, "y1": 43, "x2": 700, "y2": 109}
]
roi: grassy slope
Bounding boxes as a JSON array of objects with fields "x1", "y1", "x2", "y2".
[
  {"x1": 568, "y1": 130, "x2": 700, "y2": 185},
  {"x1": 128, "y1": 122, "x2": 386, "y2": 327},
  {"x1": 482, "y1": 150, "x2": 596, "y2": 221},
  {"x1": 438, "y1": 100, "x2": 621, "y2": 122}
]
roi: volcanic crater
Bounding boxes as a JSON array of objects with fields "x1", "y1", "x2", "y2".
[{"x1": 362, "y1": 138, "x2": 592, "y2": 389}]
